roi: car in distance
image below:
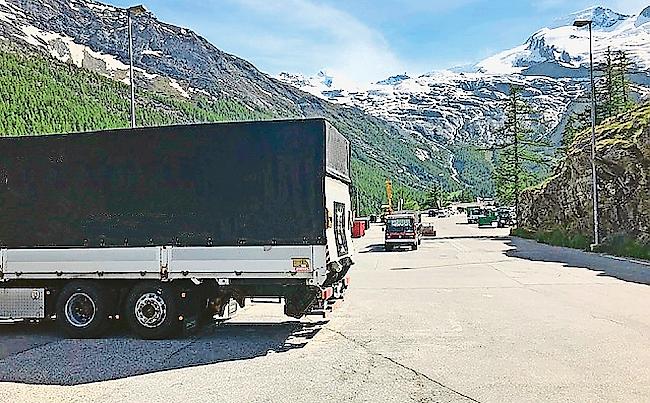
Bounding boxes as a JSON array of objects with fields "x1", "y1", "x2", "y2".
[
  {"x1": 497, "y1": 207, "x2": 515, "y2": 228},
  {"x1": 422, "y1": 222, "x2": 437, "y2": 237},
  {"x1": 467, "y1": 206, "x2": 482, "y2": 224},
  {"x1": 478, "y1": 208, "x2": 498, "y2": 227},
  {"x1": 384, "y1": 212, "x2": 422, "y2": 251}
]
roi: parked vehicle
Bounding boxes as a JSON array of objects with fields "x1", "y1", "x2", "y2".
[
  {"x1": 496, "y1": 208, "x2": 515, "y2": 228},
  {"x1": 478, "y1": 208, "x2": 498, "y2": 227},
  {"x1": 467, "y1": 206, "x2": 482, "y2": 224},
  {"x1": 384, "y1": 212, "x2": 422, "y2": 251},
  {"x1": 422, "y1": 222, "x2": 437, "y2": 237},
  {"x1": 0, "y1": 119, "x2": 354, "y2": 339}
]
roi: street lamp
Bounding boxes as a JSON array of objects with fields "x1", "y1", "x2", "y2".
[
  {"x1": 574, "y1": 19, "x2": 600, "y2": 247},
  {"x1": 127, "y1": 5, "x2": 146, "y2": 128}
]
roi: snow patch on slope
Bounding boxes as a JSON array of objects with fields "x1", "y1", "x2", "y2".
[
  {"x1": 414, "y1": 148, "x2": 430, "y2": 162},
  {"x1": 142, "y1": 49, "x2": 162, "y2": 57},
  {"x1": 169, "y1": 78, "x2": 190, "y2": 98},
  {"x1": 18, "y1": 23, "x2": 130, "y2": 71}
]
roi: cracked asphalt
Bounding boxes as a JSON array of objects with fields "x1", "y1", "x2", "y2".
[{"x1": 1, "y1": 215, "x2": 650, "y2": 402}]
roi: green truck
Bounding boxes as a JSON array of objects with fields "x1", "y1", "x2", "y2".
[{"x1": 477, "y1": 208, "x2": 497, "y2": 227}]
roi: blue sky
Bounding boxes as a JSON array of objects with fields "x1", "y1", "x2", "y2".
[{"x1": 105, "y1": 0, "x2": 649, "y2": 83}]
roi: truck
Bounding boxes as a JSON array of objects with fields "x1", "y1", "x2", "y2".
[
  {"x1": 383, "y1": 212, "x2": 422, "y2": 251},
  {"x1": 477, "y1": 208, "x2": 498, "y2": 227},
  {"x1": 0, "y1": 118, "x2": 354, "y2": 339}
]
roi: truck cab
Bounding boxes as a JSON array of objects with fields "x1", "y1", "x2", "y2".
[{"x1": 384, "y1": 213, "x2": 422, "y2": 251}]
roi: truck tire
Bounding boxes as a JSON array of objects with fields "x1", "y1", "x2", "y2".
[
  {"x1": 56, "y1": 281, "x2": 111, "y2": 338},
  {"x1": 385, "y1": 244, "x2": 393, "y2": 252},
  {"x1": 125, "y1": 283, "x2": 180, "y2": 339},
  {"x1": 412, "y1": 242, "x2": 418, "y2": 251}
]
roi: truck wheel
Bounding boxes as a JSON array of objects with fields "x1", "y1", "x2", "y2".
[
  {"x1": 385, "y1": 244, "x2": 393, "y2": 252},
  {"x1": 56, "y1": 281, "x2": 110, "y2": 338},
  {"x1": 412, "y1": 242, "x2": 418, "y2": 251},
  {"x1": 126, "y1": 283, "x2": 180, "y2": 339}
]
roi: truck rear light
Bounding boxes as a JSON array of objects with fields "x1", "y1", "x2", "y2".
[{"x1": 321, "y1": 287, "x2": 333, "y2": 300}]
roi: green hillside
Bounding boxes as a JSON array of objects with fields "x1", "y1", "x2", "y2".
[{"x1": 0, "y1": 50, "x2": 270, "y2": 136}]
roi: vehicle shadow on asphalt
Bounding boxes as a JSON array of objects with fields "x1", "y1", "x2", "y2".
[
  {"x1": 359, "y1": 236, "x2": 511, "y2": 254},
  {"x1": 0, "y1": 319, "x2": 325, "y2": 386},
  {"x1": 429, "y1": 235, "x2": 511, "y2": 241},
  {"x1": 358, "y1": 244, "x2": 387, "y2": 253},
  {"x1": 505, "y1": 237, "x2": 650, "y2": 285}
]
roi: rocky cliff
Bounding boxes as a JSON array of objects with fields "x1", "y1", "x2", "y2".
[{"x1": 520, "y1": 104, "x2": 650, "y2": 255}]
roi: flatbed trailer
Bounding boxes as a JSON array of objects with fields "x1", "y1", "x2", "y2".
[{"x1": 0, "y1": 118, "x2": 354, "y2": 339}]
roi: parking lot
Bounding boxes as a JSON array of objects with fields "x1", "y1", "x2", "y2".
[{"x1": 2, "y1": 215, "x2": 650, "y2": 402}]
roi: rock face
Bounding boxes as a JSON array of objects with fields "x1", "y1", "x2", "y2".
[{"x1": 520, "y1": 104, "x2": 650, "y2": 247}]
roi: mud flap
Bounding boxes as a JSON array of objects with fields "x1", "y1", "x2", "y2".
[{"x1": 284, "y1": 287, "x2": 319, "y2": 318}]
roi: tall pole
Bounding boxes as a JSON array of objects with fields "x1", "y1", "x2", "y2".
[
  {"x1": 513, "y1": 88, "x2": 519, "y2": 226},
  {"x1": 588, "y1": 22, "x2": 600, "y2": 246},
  {"x1": 128, "y1": 9, "x2": 136, "y2": 128},
  {"x1": 356, "y1": 188, "x2": 360, "y2": 217}
]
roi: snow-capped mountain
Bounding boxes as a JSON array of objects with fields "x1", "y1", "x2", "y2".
[
  {"x1": 278, "y1": 6, "x2": 650, "y2": 147},
  {"x1": 276, "y1": 70, "x2": 365, "y2": 101},
  {"x1": 338, "y1": 72, "x2": 583, "y2": 145},
  {"x1": 476, "y1": 6, "x2": 650, "y2": 77},
  {"x1": 278, "y1": 70, "x2": 583, "y2": 146},
  {"x1": 0, "y1": 0, "x2": 334, "y2": 116}
]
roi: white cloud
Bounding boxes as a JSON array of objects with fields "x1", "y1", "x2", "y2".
[
  {"x1": 533, "y1": 0, "x2": 649, "y2": 14},
  {"x1": 610, "y1": 0, "x2": 650, "y2": 14},
  {"x1": 224, "y1": 0, "x2": 405, "y2": 84}
]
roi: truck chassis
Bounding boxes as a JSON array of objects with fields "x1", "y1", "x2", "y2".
[{"x1": 0, "y1": 245, "x2": 350, "y2": 339}]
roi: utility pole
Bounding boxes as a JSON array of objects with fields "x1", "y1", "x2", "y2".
[
  {"x1": 127, "y1": 5, "x2": 146, "y2": 128},
  {"x1": 513, "y1": 89, "x2": 520, "y2": 226},
  {"x1": 574, "y1": 19, "x2": 600, "y2": 247},
  {"x1": 356, "y1": 189, "x2": 360, "y2": 217}
]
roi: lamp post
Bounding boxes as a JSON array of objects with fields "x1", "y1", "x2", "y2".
[
  {"x1": 127, "y1": 5, "x2": 146, "y2": 128},
  {"x1": 437, "y1": 173, "x2": 444, "y2": 209},
  {"x1": 574, "y1": 19, "x2": 600, "y2": 247}
]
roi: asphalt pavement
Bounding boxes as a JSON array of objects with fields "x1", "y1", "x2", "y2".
[{"x1": 1, "y1": 215, "x2": 649, "y2": 402}]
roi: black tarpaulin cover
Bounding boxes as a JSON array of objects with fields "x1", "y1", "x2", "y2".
[{"x1": 0, "y1": 119, "x2": 336, "y2": 248}]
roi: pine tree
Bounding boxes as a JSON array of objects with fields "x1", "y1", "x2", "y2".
[
  {"x1": 594, "y1": 49, "x2": 635, "y2": 123},
  {"x1": 492, "y1": 85, "x2": 553, "y2": 222}
]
